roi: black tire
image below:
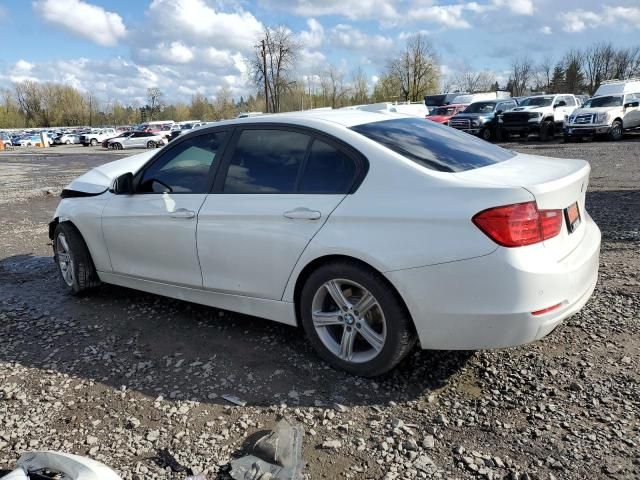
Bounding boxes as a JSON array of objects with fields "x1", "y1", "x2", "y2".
[
  {"x1": 480, "y1": 127, "x2": 492, "y2": 141},
  {"x1": 609, "y1": 120, "x2": 623, "y2": 141},
  {"x1": 519, "y1": 132, "x2": 528, "y2": 139},
  {"x1": 300, "y1": 261, "x2": 416, "y2": 377},
  {"x1": 563, "y1": 133, "x2": 572, "y2": 143},
  {"x1": 53, "y1": 223, "x2": 100, "y2": 295},
  {"x1": 539, "y1": 120, "x2": 554, "y2": 141},
  {"x1": 113, "y1": 143, "x2": 122, "y2": 150},
  {"x1": 90, "y1": 138, "x2": 98, "y2": 146},
  {"x1": 147, "y1": 141, "x2": 156, "y2": 148}
]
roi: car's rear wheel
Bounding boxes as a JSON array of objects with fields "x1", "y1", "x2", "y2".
[
  {"x1": 300, "y1": 261, "x2": 416, "y2": 376},
  {"x1": 609, "y1": 120, "x2": 623, "y2": 141},
  {"x1": 53, "y1": 223, "x2": 100, "y2": 295},
  {"x1": 147, "y1": 141, "x2": 156, "y2": 148},
  {"x1": 90, "y1": 139, "x2": 98, "y2": 146},
  {"x1": 65, "y1": 140, "x2": 70, "y2": 145},
  {"x1": 113, "y1": 143, "x2": 122, "y2": 150}
]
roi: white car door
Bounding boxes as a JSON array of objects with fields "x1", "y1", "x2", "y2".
[
  {"x1": 101, "y1": 131, "x2": 229, "y2": 287},
  {"x1": 623, "y1": 93, "x2": 640, "y2": 128},
  {"x1": 553, "y1": 96, "x2": 569, "y2": 123},
  {"x1": 197, "y1": 127, "x2": 364, "y2": 300}
]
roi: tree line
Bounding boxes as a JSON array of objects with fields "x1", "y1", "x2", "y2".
[{"x1": 1, "y1": 32, "x2": 639, "y2": 129}]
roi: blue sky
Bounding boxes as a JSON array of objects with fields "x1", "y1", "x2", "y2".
[{"x1": 0, "y1": 0, "x2": 639, "y2": 105}]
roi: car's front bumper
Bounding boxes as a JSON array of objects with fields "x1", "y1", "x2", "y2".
[
  {"x1": 564, "y1": 124, "x2": 611, "y2": 137},
  {"x1": 386, "y1": 213, "x2": 601, "y2": 350},
  {"x1": 502, "y1": 122, "x2": 542, "y2": 134}
]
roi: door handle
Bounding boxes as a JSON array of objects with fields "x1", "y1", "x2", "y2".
[
  {"x1": 169, "y1": 208, "x2": 196, "y2": 219},
  {"x1": 283, "y1": 208, "x2": 321, "y2": 220}
]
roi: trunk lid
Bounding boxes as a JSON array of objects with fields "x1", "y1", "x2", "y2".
[{"x1": 454, "y1": 152, "x2": 591, "y2": 259}]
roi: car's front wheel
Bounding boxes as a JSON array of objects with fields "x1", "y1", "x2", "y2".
[
  {"x1": 609, "y1": 120, "x2": 623, "y2": 141},
  {"x1": 53, "y1": 223, "x2": 100, "y2": 295},
  {"x1": 300, "y1": 261, "x2": 416, "y2": 376},
  {"x1": 90, "y1": 139, "x2": 98, "y2": 146},
  {"x1": 147, "y1": 141, "x2": 156, "y2": 148}
]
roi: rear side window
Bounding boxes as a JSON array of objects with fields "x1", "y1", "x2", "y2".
[
  {"x1": 299, "y1": 140, "x2": 356, "y2": 193},
  {"x1": 224, "y1": 130, "x2": 310, "y2": 193},
  {"x1": 351, "y1": 118, "x2": 515, "y2": 172}
]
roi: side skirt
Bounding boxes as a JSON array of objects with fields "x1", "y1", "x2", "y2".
[{"x1": 98, "y1": 272, "x2": 297, "y2": 326}]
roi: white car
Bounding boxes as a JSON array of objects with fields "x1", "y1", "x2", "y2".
[
  {"x1": 106, "y1": 131, "x2": 164, "y2": 150},
  {"x1": 55, "y1": 133, "x2": 81, "y2": 145},
  {"x1": 49, "y1": 111, "x2": 601, "y2": 376}
]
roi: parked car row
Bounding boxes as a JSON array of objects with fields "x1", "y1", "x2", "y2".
[{"x1": 426, "y1": 79, "x2": 640, "y2": 142}]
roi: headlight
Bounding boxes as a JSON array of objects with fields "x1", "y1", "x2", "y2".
[{"x1": 595, "y1": 112, "x2": 608, "y2": 123}]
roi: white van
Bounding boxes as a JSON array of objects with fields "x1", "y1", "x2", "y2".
[{"x1": 450, "y1": 91, "x2": 511, "y2": 105}]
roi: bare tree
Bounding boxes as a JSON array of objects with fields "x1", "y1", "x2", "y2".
[
  {"x1": 350, "y1": 67, "x2": 369, "y2": 105},
  {"x1": 612, "y1": 46, "x2": 640, "y2": 80},
  {"x1": 535, "y1": 55, "x2": 554, "y2": 92},
  {"x1": 388, "y1": 33, "x2": 439, "y2": 102},
  {"x1": 510, "y1": 55, "x2": 534, "y2": 96},
  {"x1": 146, "y1": 87, "x2": 164, "y2": 120},
  {"x1": 454, "y1": 64, "x2": 497, "y2": 93},
  {"x1": 320, "y1": 65, "x2": 350, "y2": 108},
  {"x1": 582, "y1": 43, "x2": 617, "y2": 94},
  {"x1": 14, "y1": 81, "x2": 42, "y2": 127},
  {"x1": 250, "y1": 25, "x2": 300, "y2": 113}
]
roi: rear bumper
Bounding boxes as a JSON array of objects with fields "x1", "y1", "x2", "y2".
[
  {"x1": 564, "y1": 125, "x2": 611, "y2": 137},
  {"x1": 386, "y1": 214, "x2": 601, "y2": 350}
]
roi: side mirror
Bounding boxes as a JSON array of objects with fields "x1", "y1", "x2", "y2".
[
  {"x1": 554, "y1": 101, "x2": 567, "y2": 108},
  {"x1": 624, "y1": 101, "x2": 639, "y2": 108},
  {"x1": 112, "y1": 172, "x2": 134, "y2": 195},
  {"x1": 496, "y1": 109, "x2": 503, "y2": 115}
]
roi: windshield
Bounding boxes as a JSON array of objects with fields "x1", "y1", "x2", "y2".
[
  {"x1": 429, "y1": 106, "x2": 458, "y2": 116},
  {"x1": 519, "y1": 96, "x2": 554, "y2": 107},
  {"x1": 463, "y1": 102, "x2": 496, "y2": 114},
  {"x1": 351, "y1": 118, "x2": 514, "y2": 172},
  {"x1": 583, "y1": 95, "x2": 623, "y2": 108}
]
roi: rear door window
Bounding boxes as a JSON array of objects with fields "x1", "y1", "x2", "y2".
[
  {"x1": 298, "y1": 140, "x2": 357, "y2": 193},
  {"x1": 351, "y1": 118, "x2": 514, "y2": 172},
  {"x1": 223, "y1": 129, "x2": 311, "y2": 193}
]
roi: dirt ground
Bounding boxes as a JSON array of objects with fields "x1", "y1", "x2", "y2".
[{"x1": 0, "y1": 137, "x2": 638, "y2": 480}]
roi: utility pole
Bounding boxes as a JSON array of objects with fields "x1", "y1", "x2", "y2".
[
  {"x1": 261, "y1": 39, "x2": 269, "y2": 113},
  {"x1": 88, "y1": 95, "x2": 92, "y2": 127}
]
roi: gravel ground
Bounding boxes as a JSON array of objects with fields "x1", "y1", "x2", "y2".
[{"x1": 0, "y1": 136, "x2": 638, "y2": 480}]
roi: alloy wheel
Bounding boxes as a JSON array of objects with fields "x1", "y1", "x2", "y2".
[
  {"x1": 311, "y1": 279, "x2": 386, "y2": 363},
  {"x1": 56, "y1": 233, "x2": 74, "y2": 287}
]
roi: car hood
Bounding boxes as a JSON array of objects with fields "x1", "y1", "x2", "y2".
[
  {"x1": 509, "y1": 106, "x2": 548, "y2": 112},
  {"x1": 572, "y1": 107, "x2": 619, "y2": 114},
  {"x1": 426, "y1": 115, "x2": 451, "y2": 123},
  {"x1": 64, "y1": 150, "x2": 156, "y2": 194},
  {"x1": 451, "y1": 113, "x2": 492, "y2": 120}
]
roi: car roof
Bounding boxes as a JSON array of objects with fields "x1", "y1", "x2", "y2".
[{"x1": 206, "y1": 109, "x2": 408, "y2": 129}]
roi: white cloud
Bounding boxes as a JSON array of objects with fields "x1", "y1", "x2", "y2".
[
  {"x1": 299, "y1": 18, "x2": 325, "y2": 49},
  {"x1": 540, "y1": 25, "x2": 552, "y2": 35},
  {"x1": 493, "y1": 0, "x2": 534, "y2": 15},
  {"x1": 272, "y1": 0, "x2": 398, "y2": 20},
  {"x1": 33, "y1": 0, "x2": 127, "y2": 47},
  {"x1": 413, "y1": 4, "x2": 470, "y2": 29},
  {"x1": 145, "y1": 0, "x2": 263, "y2": 52},
  {"x1": 563, "y1": 6, "x2": 640, "y2": 32},
  {"x1": 330, "y1": 24, "x2": 394, "y2": 51}
]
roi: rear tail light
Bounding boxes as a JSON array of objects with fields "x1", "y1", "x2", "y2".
[{"x1": 472, "y1": 201, "x2": 562, "y2": 247}]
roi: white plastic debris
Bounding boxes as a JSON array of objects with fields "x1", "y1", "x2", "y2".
[
  {"x1": 222, "y1": 394, "x2": 247, "y2": 407},
  {"x1": 1, "y1": 451, "x2": 123, "y2": 480}
]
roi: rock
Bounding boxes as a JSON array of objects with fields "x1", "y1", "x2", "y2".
[
  {"x1": 422, "y1": 435, "x2": 435, "y2": 449},
  {"x1": 146, "y1": 430, "x2": 160, "y2": 442},
  {"x1": 321, "y1": 439, "x2": 342, "y2": 449},
  {"x1": 333, "y1": 403, "x2": 348, "y2": 413},
  {"x1": 86, "y1": 436, "x2": 98, "y2": 445},
  {"x1": 435, "y1": 413, "x2": 448, "y2": 425}
]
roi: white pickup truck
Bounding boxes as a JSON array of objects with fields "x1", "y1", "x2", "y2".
[
  {"x1": 80, "y1": 128, "x2": 117, "y2": 146},
  {"x1": 501, "y1": 94, "x2": 579, "y2": 140},
  {"x1": 564, "y1": 79, "x2": 640, "y2": 141}
]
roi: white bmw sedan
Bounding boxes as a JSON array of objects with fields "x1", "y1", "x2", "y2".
[{"x1": 50, "y1": 110, "x2": 601, "y2": 376}]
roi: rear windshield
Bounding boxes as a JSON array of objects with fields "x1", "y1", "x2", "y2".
[{"x1": 351, "y1": 118, "x2": 515, "y2": 172}]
